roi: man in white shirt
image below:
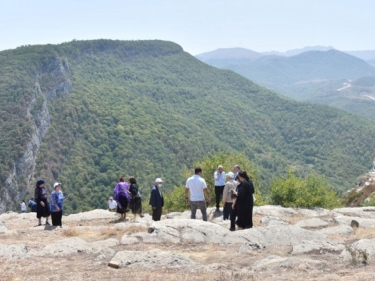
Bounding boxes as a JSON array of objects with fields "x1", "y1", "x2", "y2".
[
  {"x1": 185, "y1": 167, "x2": 211, "y2": 221},
  {"x1": 214, "y1": 165, "x2": 226, "y2": 211}
]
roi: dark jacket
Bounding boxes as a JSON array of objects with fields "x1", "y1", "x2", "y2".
[{"x1": 149, "y1": 185, "x2": 164, "y2": 208}]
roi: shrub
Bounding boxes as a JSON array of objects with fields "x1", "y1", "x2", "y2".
[{"x1": 269, "y1": 169, "x2": 342, "y2": 209}]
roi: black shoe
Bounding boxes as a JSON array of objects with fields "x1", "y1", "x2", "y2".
[
  {"x1": 45, "y1": 221, "x2": 50, "y2": 225},
  {"x1": 38, "y1": 222, "x2": 42, "y2": 226},
  {"x1": 230, "y1": 228, "x2": 235, "y2": 231}
]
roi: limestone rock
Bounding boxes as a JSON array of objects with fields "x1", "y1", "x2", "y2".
[
  {"x1": 340, "y1": 238, "x2": 375, "y2": 263},
  {"x1": 260, "y1": 216, "x2": 290, "y2": 226},
  {"x1": 110, "y1": 250, "x2": 199, "y2": 270},
  {"x1": 317, "y1": 225, "x2": 353, "y2": 236},
  {"x1": 252, "y1": 255, "x2": 327, "y2": 271},
  {"x1": 0, "y1": 243, "x2": 28, "y2": 259},
  {"x1": 296, "y1": 208, "x2": 333, "y2": 217},
  {"x1": 254, "y1": 205, "x2": 298, "y2": 217},
  {"x1": 295, "y1": 218, "x2": 329, "y2": 228},
  {"x1": 64, "y1": 210, "x2": 117, "y2": 222},
  {"x1": 334, "y1": 216, "x2": 375, "y2": 228},
  {"x1": 332, "y1": 207, "x2": 375, "y2": 219},
  {"x1": 0, "y1": 221, "x2": 7, "y2": 233},
  {"x1": 291, "y1": 240, "x2": 345, "y2": 255}
]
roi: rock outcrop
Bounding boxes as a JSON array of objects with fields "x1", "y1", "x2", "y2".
[{"x1": 1, "y1": 206, "x2": 375, "y2": 281}]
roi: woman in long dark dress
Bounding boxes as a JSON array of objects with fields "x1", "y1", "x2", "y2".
[
  {"x1": 34, "y1": 179, "x2": 51, "y2": 226},
  {"x1": 128, "y1": 176, "x2": 144, "y2": 220},
  {"x1": 232, "y1": 170, "x2": 254, "y2": 229}
]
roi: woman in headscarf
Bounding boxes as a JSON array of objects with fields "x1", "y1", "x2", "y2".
[
  {"x1": 129, "y1": 176, "x2": 144, "y2": 220},
  {"x1": 232, "y1": 170, "x2": 254, "y2": 229},
  {"x1": 34, "y1": 179, "x2": 51, "y2": 226},
  {"x1": 50, "y1": 182, "x2": 67, "y2": 227},
  {"x1": 114, "y1": 177, "x2": 131, "y2": 221}
]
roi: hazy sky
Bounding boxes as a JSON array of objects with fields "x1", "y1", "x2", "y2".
[{"x1": 1, "y1": 0, "x2": 374, "y2": 55}]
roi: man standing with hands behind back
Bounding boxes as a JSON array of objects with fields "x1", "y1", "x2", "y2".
[
  {"x1": 214, "y1": 165, "x2": 226, "y2": 212},
  {"x1": 149, "y1": 178, "x2": 164, "y2": 221}
]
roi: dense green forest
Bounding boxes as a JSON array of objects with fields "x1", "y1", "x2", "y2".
[{"x1": 1, "y1": 40, "x2": 375, "y2": 214}]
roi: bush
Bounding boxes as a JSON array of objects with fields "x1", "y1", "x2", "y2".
[{"x1": 269, "y1": 169, "x2": 342, "y2": 209}]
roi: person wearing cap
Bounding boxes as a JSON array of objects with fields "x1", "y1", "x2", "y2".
[
  {"x1": 50, "y1": 182, "x2": 67, "y2": 227},
  {"x1": 108, "y1": 196, "x2": 117, "y2": 212},
  {"x1": 185, "y1": 167, "x2": 211, "y2": 221},
  {"x1": 34, "y1": 179, "x2": 51, "y2": 226},
  {"x1": 222, "y1": 172, "x2": 238, "y2": 220},
  {"x1": 213, "y1": 165, "x2": 226, "y2": 212},
  {"x1": 149, "y1": 178, "x2": 164, "y2": 221}
]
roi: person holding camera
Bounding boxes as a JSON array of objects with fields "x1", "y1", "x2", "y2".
[
  {"x1": 222, "y1": 172, "x2": 237, "y2": 220},
  {"x1": 213, "y1": 165, "x2": 226, "y2": 212}
]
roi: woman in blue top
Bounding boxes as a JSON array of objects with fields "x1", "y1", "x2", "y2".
[{"x1": 50, "y1": 182, "x2": 67, "y2": 227}]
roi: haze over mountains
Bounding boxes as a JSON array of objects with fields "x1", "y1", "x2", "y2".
[
  {"x1": 196, "y1": 46, "x2": 375, "y2": 120},
  {"x1": 1, "y1": 40, "x2": 375, "y2": 214}
]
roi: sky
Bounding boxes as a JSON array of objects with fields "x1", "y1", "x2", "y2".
[{"x1": 1, "y1": 0, "x2": 374, "y2": 55}]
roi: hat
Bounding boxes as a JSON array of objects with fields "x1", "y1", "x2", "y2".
[
  {"x1": 36, "y1": 179, "x2": 45, "y2": 187},
  {"x1": 109, "y1": 197, "x2": 113, "y2": 200},
  {"x1": 155, "y1": 178, "x2": 163, "y2": 183},
  {"x1": 53, "y1": 182, "x2": 61, "y2": 188},
  {"x1": 227, "y1": 172, "x2": 234, "y2": 179},
  {"x1": 218, "y1": 165, "x2": 223, "y2": 169}
]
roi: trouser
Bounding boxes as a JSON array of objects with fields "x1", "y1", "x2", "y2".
[
  {"x1": 190, "y1": 200, "x2": 207, "y2": 221},
  {"x1": 223, "y1": 202, "x2": 233, "y2": 220},
  {"x1": 51, "y1": 211, "x2": 63, "y2": 226},
  {"x1": 215, "y1": 185, "x2": 225, "y2": 209},
  {"x1": 152, "y1": 207, "x2": 162, "y2": 221},
  {"x1": 230, "y1": 207, "x2": 238, "y2": 230}
]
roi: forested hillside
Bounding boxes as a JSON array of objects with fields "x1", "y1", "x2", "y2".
[{"x1": 1, "y1": 40, "x2": 375, "y2": 214}]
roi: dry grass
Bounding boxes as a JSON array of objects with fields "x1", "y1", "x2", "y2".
[
  {"x1": 100, "y1": 226, "x2": 123, "y2": 238},
  {"x1": 122, "y1": 224, "x2": 150, "y2": 235},
  {"x1": 62, "y1": 226, "x2": 79, "y2": 237}
]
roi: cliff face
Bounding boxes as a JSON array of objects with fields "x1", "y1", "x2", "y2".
[{"x1": 0, "y1": 57, "x2": 72, "y2": 214}]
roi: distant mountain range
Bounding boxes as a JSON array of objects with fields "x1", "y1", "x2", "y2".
[{"x1": 196, "y1": 47, "x2": 375, "y2": 120}]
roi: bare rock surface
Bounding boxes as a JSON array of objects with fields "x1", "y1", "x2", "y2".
[
  {"x1": 254, "y1": 205, "x2": 298, "y2": 216},
  {"x1": 295, "y1": 218, "x2": 329, "y2": 228},
  {"x1": 334, "y1": 215, "x2": 375, "y2": 228},
  {"x1": 340, "y1": 238, "x2": 375, "y2": 263},
  {"x1": 110, "y1": 249, "x2": 200, "y2": 270},
  {"x1": 291, "y1": 240, "x2": 345, "y2": 255},
  {"x1": 1, "y1": 206, "x2": 375, "y2": 280},
  {"x1": 260, "y1": 216, "x2": 290, "y2": 226}
]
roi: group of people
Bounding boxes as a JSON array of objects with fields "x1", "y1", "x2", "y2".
[
  {"x1": 112, "y1": 176, "x2": 144, "y2": 221},
  {"x1": 184, "y1": 165, "x2": 254, "y2": 230},
  {"x1": 27, "y1": 165, "x2": 254, "y2": 231},
  {"x1": 31, "y1": 179, "x2": 68, "y2": 227}
]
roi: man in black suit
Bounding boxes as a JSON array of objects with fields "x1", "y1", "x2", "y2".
[{"x1": 149, "y1": 178, "x2": 164, "y2": 221}]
